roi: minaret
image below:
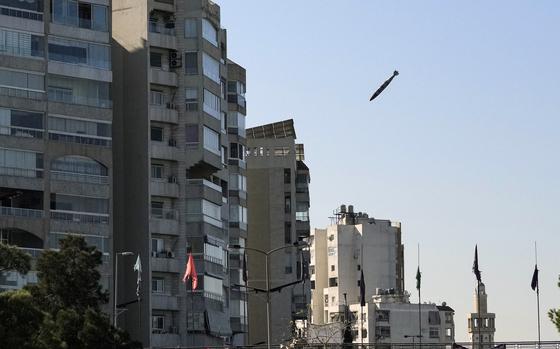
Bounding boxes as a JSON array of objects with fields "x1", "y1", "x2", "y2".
[{"x1": 467, "y1": 283, "x2": 496, "y2": 349}]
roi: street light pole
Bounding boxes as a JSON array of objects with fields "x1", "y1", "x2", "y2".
[
  {"x1": 228, "y1": 241, "x2": 308, "y2": 349},
  {"x1": 113, "y1": 251, "x2": 134, "y2": 327}
]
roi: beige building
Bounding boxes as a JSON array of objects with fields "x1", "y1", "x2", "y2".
[
  {"x1": 468, "y1": 283, "x2": 496, "y2": 349},
  {"x1": 112, "y1": 0, "x2": 247, "y2": 347},
  {"x1": 246, "y1": 119, "x2": 311, "y2": 346},
  {"x1": 0, "y1": 0, "x2": 114, "y2": 313},
  {"x1": 310, "y1": 205, "x2": 404, "y2": 325}
]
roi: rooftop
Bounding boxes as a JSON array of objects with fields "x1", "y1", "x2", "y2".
[{"x1": 246, "y1": 119, "x2": 296, "y2": 139}]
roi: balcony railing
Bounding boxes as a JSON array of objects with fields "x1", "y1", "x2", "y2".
[
  {"x1": 0, "y1": 86, "x2": 44, "y2": 100},
  {"x1": 0, "y1": 166, "x2": 43, "y2": 178},
  {"x1": 50, "y1": 170, "x2": 109, "y2": 185},
  {"x1": 48, "y1": 88, "x2": 112, "y2": 108},
  {"x1": 0, "y1": 6, "x2": 43, "y2": 21},
  {"x1": 186, "y1": 178, "x2": 222, "y2": 193},
  {"x1": 48, "y1": 131, "x2": 112, "y2": 147},
  {"x1": 0, "y1": 125, "x2": 43, "y2": 139},
  {"x1": 150, "y1": 208, "x2": 178, "y2": 220},
  {"x1": 148, "y1": 21, "x2": 175, "y2": 36},
  {"x1": 50, "y1": 210, "x2": 109, "y2": 224},
  {"x1": 0, "y1": 206, "x2": 43, "y2": 218}
]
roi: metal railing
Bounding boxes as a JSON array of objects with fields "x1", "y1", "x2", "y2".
[
  {"x1": 0, "y1": 206, "x2": 43, "y2": 218},
  {"x1": 154, "y1": 342, "x2": 560, "y2": 349},
  {"x1": 50, "y1": 210, "x2": 109, "y2": 224},
  {"x1": 149, "y1": 21, "x2": 176, "y2": 36},
  {"x1": 0, "y1": 166, "x2": 43, "y2": 178},
  {"x1": 0, "y1": 6, "x2": 43, "y2": 21},
  {"x1": 48, "y1": 88, "x2": 112, "y2": 108},
  {"x1": 151, "y1": 208, "x2": 178, "y2": 220},
  {"x1": 50, "y1": 170, "x2": 109, "y2": 185},
  {"x1": 0, "y1": 86, "x2": 44, "y2": 100},
  {"x1": 0, "y1": 125, "x2": 43, "y2": 138},
  {"x1": 48, "y1": 131, "x2": 112, "y2": 147}
]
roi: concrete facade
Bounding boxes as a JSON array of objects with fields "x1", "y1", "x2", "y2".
[
  {"x1": 246, "y1": 119, "x2": 311, "y2": 346},
  {"x1": 0, "y1": 0, "x2": 114, "y2": 314},
  {"x1": 112, "y1": 0, "x2": 247, "y2": 347}
]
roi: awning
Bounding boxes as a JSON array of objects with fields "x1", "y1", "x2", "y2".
[{"x1": 206, "y1": 310, "x2": 232, "y2": 337}]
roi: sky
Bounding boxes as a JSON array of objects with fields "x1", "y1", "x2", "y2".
[{"x1": 217, "y1": 0, "x2": 560, "y2": 342}]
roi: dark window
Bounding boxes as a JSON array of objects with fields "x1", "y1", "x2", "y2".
[
  {"x1": 151, "y1": 201, "x2": 164, "y2": 218},
  {"x1": 151, "y1": 126, "x2": 163, "y2": 141},
  {"x1": 78, "y1": 2, "x2": 92, "y2": 29},
  {"x1": 10, "y1": 110, "x2": 43, "y2": 129},
  {"x1": 150, "y1": 52, "x2": 162, "y2": 68},
  {"x1": 48, "y1": 42, "x2": 87, "y2": 65},
  {"x1": 284, "y1": 193, "x2": 291, "y2": 213},
  {"x1": 185, "y1": 124, "x2": 198, "y2": 143},
  {"x1": 328, "y1": 277, "x2": 338, "y2": 287},
  {"x1": 296, "y1": 261, "x2": 301, "y2": 278},
  {"x1": 185, "y1": 52, "x2": 198, "y2": 75},
  {"x1": 357, "y1": 264, "x2": 361, "y2": 271},
  {"x1": 285, "y1": 266, "x2": 292, "y2": 274},
  {"x1": 284, "y1": 222, "x2": 292, "y2": 244},
  {"x1": 331, "y1": 265, "x2": 335, "y2": 271},
  {"x1": 310, "y1": 280, "x2": 315, "y2": 289},
  {"x1": 284, "y1": 168, "x2": 291, "y2": 183}
]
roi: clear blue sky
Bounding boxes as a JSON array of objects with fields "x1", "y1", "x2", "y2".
[{"x1": 218, "y1": 0, "x2": 560, "y2": 341}]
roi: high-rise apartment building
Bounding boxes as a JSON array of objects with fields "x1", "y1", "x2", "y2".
[
  {"x1": 0, "y1": 0, "x2": 114, "y2": 308},
  {"x1": 112, "y1": 0, "x2": 247, "y2": 347},
  {"x1": 246, "y1": 119, "x2": 311, "y2": 346}
]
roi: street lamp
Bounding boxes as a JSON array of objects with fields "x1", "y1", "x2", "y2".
[
  {"x1": 228, "y1": 241, "x2": 308, "y2": 349},
  {"x1": 114, "y1": 251, "x2": 134, "y2": 326}
]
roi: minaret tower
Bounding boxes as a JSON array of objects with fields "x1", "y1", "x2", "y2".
[{"x1": 467, "y1": 283, "x2": 496, "y2": 349}]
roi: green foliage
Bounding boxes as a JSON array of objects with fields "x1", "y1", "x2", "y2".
[
  {"x1": 549, "y1": 276, "x2": 560, "y2": 333},
  {"x1": 0, "y1": 236, "x2": 141, "y2": 349},
  {"x1": 0, "y1": 242, "x2": 31, "y2": 274}
]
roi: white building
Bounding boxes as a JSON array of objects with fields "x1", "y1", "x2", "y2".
[{"x1": 467, "y1": 283, "x2": 496, "y2": 349}]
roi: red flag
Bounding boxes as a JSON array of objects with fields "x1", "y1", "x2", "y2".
[{"x1": 182, "y1": 253, "x2": 198, "y2": 290}]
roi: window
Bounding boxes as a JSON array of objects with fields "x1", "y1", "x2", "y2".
[
  {"x1": 229, "y1": 143, "x2": 245, "y2": 161},
  {"x1": 285, "y1": 266, "x2": 292, "y2": 274},
  {"x1": 184, "y1": 19, "x2": 197, "y2": 38},
  {"x1": 150, "y1": 52, "x2": 162, "y2": 68},
  {"x1": 47, "y1": 37, "x2": 111, "y2": 69},
  {"x1": 152, "y1": 315, "x2": 165, "y2": 332},
  {"x1": 376, "y1": 310, "x2": 390, "y2": 322},
  {"x1": 204, "y1": 275, "x2": 223, "y2": 298},
  {"x1": 203, "y1": 89, "x2": 220, "y2": 119},
  {"x1": 151, "y1": 126, "x2": 163, "y2": 142},
  {"x1": 48, "y1": 75, "x2": 111, "y2": 108},
  {"x1": 152, "y1": 277, "x2": 164, "y2": 293},
  {"x1": 52, "y1": 0, "x2": 108, "y2": 32},
  {"x1": 284, "y1": 222, "x2": 291, "y2": 244},
  {"x1": 204, "y1": 242, "x2": 225, "y2": 266},
  {"x1": 185, "y1": 124, "x2": 198, "y2": 144},
  {"x1": 310, "y1": 280, "x2": 315, "y2": 289},
  {"x1": 185, "y1": 52, "x2": 198, "y2": 75},
  {"x1": 48, "y1": 115, "x2": 111, "y2": 146},
  {"x1": 0, "y1": 148, "x2": 43, "y2": 177},
  {"x1": 0, "y1": 28, "x2": 44, "y2": 58},
  {"x1": 328, "y1": 277, "x2": 338, "y2": 287},
  {"x1": 202, "y1": 19, "x2": 217, "y2": 46},
  {"x1": 362, "y1": 329, "x2": 368, "y2": 339},
  {"x1": 429, "y1": 327, "x2": 440, "y2": 338},
  {"x1": 284, "y1": 168, "x2": 291, "y2": 183},
  {"x1": 446, "y1": 328, "x2": 452, "y2": 337},
  {"x1": 151, "y1": 238, "x2": 164, "y2": 254},
  {"x1": 50, "y1": 193, "x2": 108, "y2": 216},
  {"x1": 151, "y1": 201, "x2": 164, "y2": 218},
  {"x1": 230, "y1": 205, "x2": 247, "y2": 224},
  {"x1": 185, "y1": 88, "x2": 198, "y2": 111},
  {"x1": 151, "y1": 164, "x2": 163, "y2": 179},
  {"x1": 284, "y1": 193, "x2": 291, "y2": 213},
  {"x1": 202, "y1": 52, "x2": 220, "y2": 83},
  {"x1": 0, "y1": 107, "x2": 43, "y2": 138},
  {"x1": 203, "y1": 126, "x2": 219, "y2": 155},
  {"x1": 51, "y1": 155, "x2": 108, "y2": 183},
  {"x1": 375, "y1": 326, "x2": 391, "y2": 338},
  {"x1": 0, "y1": 68, "x2": 44, "y2": 92},
  {"x1": 331, "y1": 265, "x2": 335, "y2": 271},
  {"x1": 428, "y1": 311, "x2": 441, "y2": 325}
]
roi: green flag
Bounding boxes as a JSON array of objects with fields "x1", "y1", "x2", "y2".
[{"x1": 416, "y1": 266, "x2": 421, "y2": 290}]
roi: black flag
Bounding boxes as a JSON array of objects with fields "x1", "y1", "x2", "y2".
[
  {"x1": 369, "y1": 70, "x2": 399, "y2": 101},
  {"x1": 473, "y1": 245, "x2": 482, "y2": 282},
  {"x1": 242, "y1": 252, "x2": 248, "y2": 283},
  {"x1": 531, "y1": 264, "x2": 539, "y2": 291},
  {"x1": 360, "y1": 270, "x2": 366, "y2": 307}
]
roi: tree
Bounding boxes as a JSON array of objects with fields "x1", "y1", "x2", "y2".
[
  {"x1": 549, "y1": 275, "x2": 560, "y2": 333},
  {"x1": 1, "y1": 236, "x2": 143, "y2": 348},
  {"x1": 0, "y1": 242, "x2": 31, "y2": 274}
]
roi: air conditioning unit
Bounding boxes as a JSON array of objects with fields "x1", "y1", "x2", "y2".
[{"x1": 169, "y1": 50, "x2": 182, "y2": 68}]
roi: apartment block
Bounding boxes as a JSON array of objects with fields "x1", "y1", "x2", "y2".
[
  {"x1": 0, "y1": 0, "x2": 114, "y2": 309},
  {"x1": 112, "y1": 0, "x2": 247, "y2": 347},
  {"x1": 246, "y1": 119, "x2": 311, "y2": 346}
]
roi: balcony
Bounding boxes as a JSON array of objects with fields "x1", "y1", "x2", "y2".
[
  {"x1": 150, "y1": 68, "x2": 178, "y2": 86},
  {"x1": 0, "y1": 125, "x2": 43, "y2": 139},
  {"x1": 0, "y1": 86, "x2": 44, "y2": 101},
  {"x1": 150, "y1": 180, "x2": 179, "y2": 198},
  {"x1": 150, "y1": 209, "x2": 179, "y2": 236},
  {"x1": 148, "y1": 22, "x2": 177, "y2": 49},
  {"x1": 50, "y1": 171, "x2": 109, "y2": 185},
  {"x1": 152, "y1": 333, "x2": 180, "y2": 348},
  {"x1": 0, "y1": 206, "x2": 43, "y2": 219},
  {"x1": 186, "y1": 179, "x2": 222, "y2": 203},
  {"x1": 150, "y1": 105, "x2": 178, "y2": 124},
  {"x1": 151, "y1": 293, "x2": 179, "y2": 310},
  {"x1": 150, "y1": 0, "x2": 174, "y2": 12},
  {"x1": 150, "y1": 141, "x2": 179, "y2": 161},
  {"x1": 151, "y1": 256, "x2": 181, "y2": 273}
]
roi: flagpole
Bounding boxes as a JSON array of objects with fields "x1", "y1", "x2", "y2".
[
  {"x1": 418, "y1": 244, "x2": 422, "y2": 349},
  {"x1": 535, "y1": 242, "x2": 541, "y2": 349}
]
